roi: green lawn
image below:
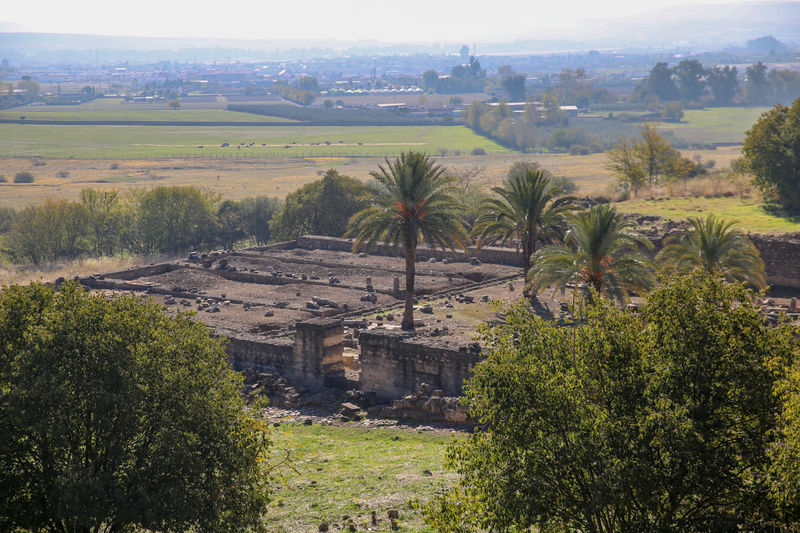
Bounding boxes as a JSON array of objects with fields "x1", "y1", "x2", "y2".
[
  {"x1": 266, "y1": 423, "x2": 458, "y2": 532},
  {"x1": 615, "y1": 196, "x2": 800, "y2": 234},
  {"x1": 657, "y1": 106, "x2": 769, "y2": 144},
  {"x1": 0, "y1": 124, "x2": 508, "y2": 158}
]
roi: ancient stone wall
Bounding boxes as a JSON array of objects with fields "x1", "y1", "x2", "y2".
[
  {"x1": 102, "y1": 263, "x2": 182, "y2": 280},
  {"x1": 227, "y1": 335, "x2": 295, "y2": 374},
  {"x1": 226, "y1": 318, "x2": 345, "y2": 389},
  {"x1": 358, "y1": 329, "x2": 482, "y2": 401},
  {"x1": 750, "y1": 234, "x2": 800, "y2": 289},
  {"x1": 295, "y1": 235, "x2": 523, "y2": 266},
  {"x1": 296, "y1": 234, "x2": 800, "y2": 288}
]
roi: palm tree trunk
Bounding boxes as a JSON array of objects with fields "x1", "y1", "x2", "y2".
[
  {"x1": 402, "y1": 232, "x2": 416, "y2": 331},
  {"x1": 522, "y1": 227, "x2": 535, "y2": 298}
]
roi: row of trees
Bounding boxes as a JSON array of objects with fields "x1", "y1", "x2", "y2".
[
  {"x1": 638, "y1": 59, "x2": 800, "y2": 105},
  {"x1": 463, "y1": 98, "x2": 569, "y2": 151},
  {"x1": 3, "y1": 187, "x2": 281, "y2": 264}
]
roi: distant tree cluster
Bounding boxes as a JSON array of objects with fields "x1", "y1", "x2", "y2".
[
  {"x1": 270, "y1": 169, "x2": 370, "y2": 241},
  {"x1": 421, "y1": 57, "x2": 487, "y2": 94},
  {"x1": 3, "y1": 186, "x2": 280, "y2": 265},
  {"x1": 270, "y1": 80, "x2": 317, "y2": 106},
  {"x1": 634, "y1": 59, "x2": 800, "y2": 106},
  {"x1": 463, "y1": 98, "x2": 569, "y2": 151},
  {"x1": 606, "y1": 123, "x2": 707, "y2": 197}
]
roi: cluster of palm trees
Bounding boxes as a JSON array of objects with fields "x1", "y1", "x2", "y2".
[{"x1": 347, "y1": 151, "x2": 766, "y2": 331}]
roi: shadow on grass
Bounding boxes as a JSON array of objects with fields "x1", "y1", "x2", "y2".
[{"x1": 761, "y1": 203, "x2": 800, "y2": 229}]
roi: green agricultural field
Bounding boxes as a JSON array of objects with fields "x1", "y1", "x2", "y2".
[
  {"x1": 657, "y1": 106, "x2": 769, "y2": 144},
  {"x1": 0, "y1": 124, "x2": 508, "y2": 159},
  {"x1": 267, "y1": 423, "x2": 458, "y2": 532},
  {"x1": 615, "y1": 196, "x2": 800, "y2": 234},
  {"x1": 0, "y1": 108, "x2": 295, "y2": 122}
]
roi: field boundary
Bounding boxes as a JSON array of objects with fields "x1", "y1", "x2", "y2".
[{"x1": 0, "y1": 118, "x2": 465, "y2": 127}]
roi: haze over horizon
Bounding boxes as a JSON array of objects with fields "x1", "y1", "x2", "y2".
[{"x1": 2, "y1": 0, "x2": 797, "y2": 45}]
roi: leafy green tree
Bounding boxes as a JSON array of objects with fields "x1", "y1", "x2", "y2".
[
  {"x1": 657, "y1": 214, "x2": 765, "y2": 288},
  {"x1": 674, "y1": 59, "x2": 706, "y2": 101},
  {"x1": 661, "y1": 101, "x2": 684, "y2": 121},
  {"x1": 636, "y1": 123, "x2": 679, "y2": 187},
  {"x1": 472, "y1": 163, "x2": 575, "y2": 290},
  {"x1": 707, "y1": 65, "x2": 738, "y2": 104},
  {"x1": 216, "y1": 199, "x2": 246, "y2": 249},
  {"x1": 239, "y1": 195, "x2": 281, "y2": 246},
  {"x1": 122, "y1": 186, "x2": 218, "y2": 255},
  {"x1": 745, "y1": 61, "x2": 770, "y2": 105},
  {"x1": 742, "y1": 97, "x2": 800, "y2": 211},
  {"x1": 426, "y1": 273, "x2": 797, "y2": 532},
  {"x1": 606, "y1": 138, "x2": 647, "y2": 197},
  {"x1": 529, "y1": 204, "x2": 655, "y2": 303},
  {"x1": 81, "y1": 188, "x2": 121, "y2": 257},
  {"x1": 296, "y1": 76, "x2": 319, "y2": 93},
  {"x1": 7, "y1": 199, "x2": 89, "y2": 264},
  {"x1": 768, "y1": 68, "x2": 800, "y2": 105},
  {"x1": 347, "y1": 152, "x2": 468, "y2": 330},
  {"x1": 647, "y1": 62, "x2": 679, "y2": 101},
  {"x1": 0, "y1": 282, "x2": 271, "y2": 532},
  {"x1": 270, "y1": 169, "x2": 368, "y2": 241},
  {"x1": 422, "y1": 70, "x2": 439, "y2": 92},
  {"x1": 501, "y1": 73, "x2": 526, "y2": 101}
]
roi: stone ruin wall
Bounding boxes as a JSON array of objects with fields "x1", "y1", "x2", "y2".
[{"x1": 298, "y1": 234, "x2": 800, "y2": 289}]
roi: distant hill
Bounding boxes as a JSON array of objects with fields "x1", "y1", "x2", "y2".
[{"x1": 0, "y1": 1, "x2": 798, "y2": 63}]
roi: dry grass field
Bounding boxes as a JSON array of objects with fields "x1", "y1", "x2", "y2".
[{"x1": 0, "y1": 147, "x2": 740, "y2": 208}]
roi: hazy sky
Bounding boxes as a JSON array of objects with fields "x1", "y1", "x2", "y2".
[{"x1": 0, "y1": 0, "x2": 781, "y2": 42}]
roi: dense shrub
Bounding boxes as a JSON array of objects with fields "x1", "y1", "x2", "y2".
[{"x1": 14, "y1": 171, "x2": 34, "y2": 183}]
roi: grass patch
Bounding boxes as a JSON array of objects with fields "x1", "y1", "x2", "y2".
[
  {"x1": 267, "y1": 423, "x2": 458, "y2": 532},
  {"x1": 656, "y1": 106, "x2": 769, "y2": 144},
  {"x1": 615, "y1": 196, "x2": 800, "y2": 234},
  {"x1": 0, "y1": 124, "x2": 509, "y2": 159}
]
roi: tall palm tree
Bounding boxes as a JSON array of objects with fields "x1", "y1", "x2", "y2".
[
  {"x1": 472, "y1": 166, "x2": 575, "y2": 293},
  {"x1": 529, "y1": 204, "x2": 655, "y2": 303},
  {"x1": 657, "y1": 214, "x2": 765, "y2": 288},
  {"x1": 347, "y1": 152, "x2": 468, "y2": 330}
]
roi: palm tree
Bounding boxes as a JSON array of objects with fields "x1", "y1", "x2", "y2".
[
  {"x1": 347, "y1": 152, "x2": 468, "y2": 330},
  {"x1": 472, "y1": 166, "x2": 575, "y2": 293},
  {"x1": 657, "y1": 214, "x2": 765, "y2": 288},
  {"x1": 529, "y1": 204, "x2": 655, "y2": 303}
]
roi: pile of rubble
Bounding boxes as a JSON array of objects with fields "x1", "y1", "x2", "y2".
[
  {"x1": 241, "y1": 368, "x2": 300, "y2": 407},
  {"x1": 379, "y1": 383, "x2": 473, "y2": 425}
]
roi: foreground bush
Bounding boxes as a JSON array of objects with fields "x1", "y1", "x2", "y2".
[
  {"x1": 0, "y1": 282, "x2": 271, "y2": 532},
  {"x1": 426, "y1": 273, "x2": 799, "y2": 531}
]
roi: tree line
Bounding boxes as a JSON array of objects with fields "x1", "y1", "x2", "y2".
[
  {"x1": 1, "y1": 187, "x2": 281, "y2": 265},
  {"x1": 634, "y1": 59, "x2": 800, "y2": 106}
]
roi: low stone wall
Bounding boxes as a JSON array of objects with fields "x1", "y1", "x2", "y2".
[
  {"x1": 227, "y1": 335, "x2": 295, "y2": 374},
  {"x1": 296, "y1": 235, "x2": 524, "y2": 266},
  {"x1": 358, "y1": 329, "x2": 482, "y2": 401},
  {"x1": 297, "y1": 233, "x2": 800, "y2": 289},
  {"x1": 102, "y1": 263, "x2": 182, "y2": 280},
  {"x1": 750, "y1": 234, "x2": 800, "y2": 289}
]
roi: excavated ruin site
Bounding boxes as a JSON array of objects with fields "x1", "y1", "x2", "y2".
[{"x1": 75, "y1": 233, "x2": 800, "y2": 424}]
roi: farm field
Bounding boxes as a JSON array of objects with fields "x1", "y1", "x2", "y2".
[
  {"x1": 0, "y1": 124, "x2": 507, "y2": 159},
  {"x1": 657, "y1": 106, "x2": 769, "y2": 144},
  {"x1": 615, "y1": 196, "x2": 800, "y2": 234},
  {"x1": 0, "y1": 148, "x2": 737, "y2": 208},
  {"x1": 0, "y1": 108, "x2": 296, "y2": 122},
  {"x1": 266, "y1": 422, "x2": 457, "y2": 532}
]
